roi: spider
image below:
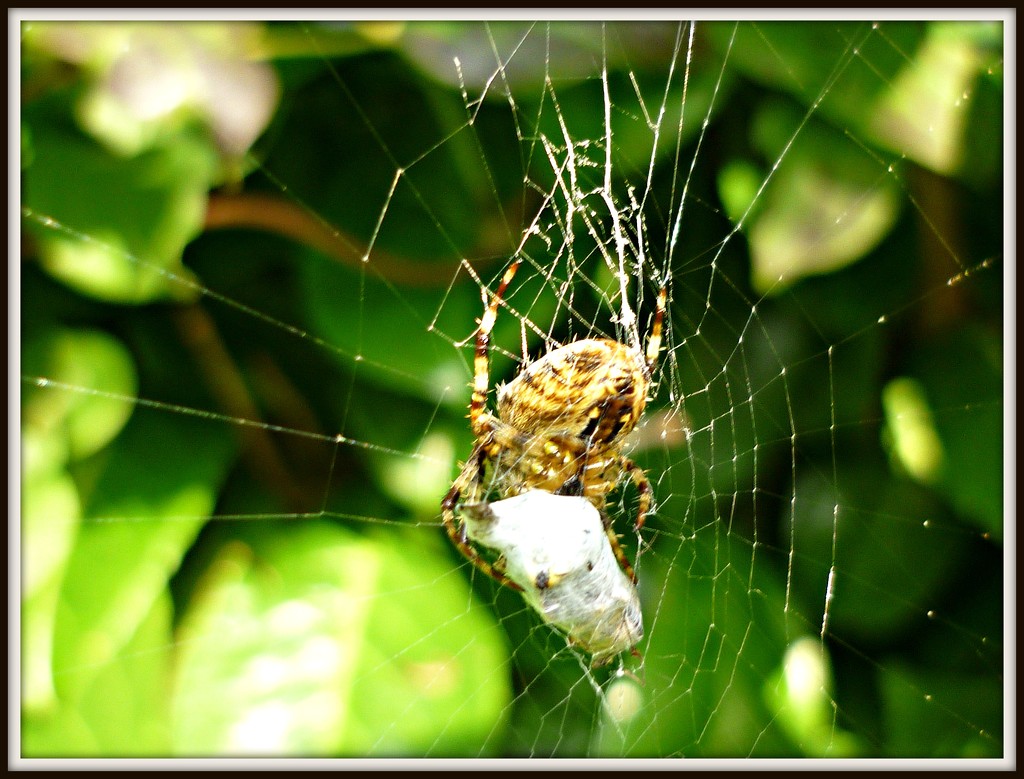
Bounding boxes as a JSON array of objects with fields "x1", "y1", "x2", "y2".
[{"x1": 441, "y1": 259, "x2": 667, "y2": 592}]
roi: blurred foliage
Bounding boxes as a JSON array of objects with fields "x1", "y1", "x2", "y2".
[{"x1": 19, "y1": 19, "x2": 1004, "y2": 759}]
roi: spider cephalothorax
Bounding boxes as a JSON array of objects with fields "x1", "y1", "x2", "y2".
[{"x1": 441, "y1": 260, "x2": 667, "y2": 591}]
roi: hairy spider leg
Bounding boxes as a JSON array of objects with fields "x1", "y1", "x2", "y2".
[
  {"x1": 471, "y1": 259, "x2": 522, "y2": 439},
  {"x1": 603, "y1": 522, "x2": 639, "y2": 583},
  {"x1": 620, "y1": 456, "x2": 652, "y2": 532},
  {"x1": 613, "y1": 283, "x2": 665, "y2": 553},
  {"x1": 441, "y1": 444, "x2": 524, "y2": 592},
  {"x1": 645, "y1": 285, "x2": 668, "y2": 377},
  {"x1": 439, "y1": 261, "x2": 530, "y2": 591},
  {"x1": 593, "y1": 284, "x2": 664, "y2": 577},
  {"x1": 590, "y1": 457, "x2": 650, "y2": 584}
]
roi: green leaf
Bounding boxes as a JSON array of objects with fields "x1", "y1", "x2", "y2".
[
  {"x1": 171, "y1": 521, "x2": 510, "y2": 756},
  {"x1": 882, "y1": 377, "x2": 945, "y2": 484},
  {"x1": 51, "y1": 411, "x2": 236, "y2": 704},
  {"x1": 400, "y1": 21, "x2": 684, "y2": 96},
  {"x1": 22, "y1": 114, "x2": 218, "y2": 304},
  {"x1": 743, "y1": 102, "x2": 902, "y2": 294},
  {"x1": 301, "y1": 257, "x2": 480, "y2": 404},
  {"x1": 868, "y1": 21, "x2": 1004, "y2": 180},
  {"x1": 879, "y1": 663, "x2": 1002, "y2": 757},
  {"x1": 21, "y1": 445, "x2": 81, "y2": 714},
  {"x1": 22, "y1": 328, "x2": 139, "y2": 462},
  {"x1": 21, "y1": 327, "x2": 138, "y2": 713},
  {"x1": 910, "y1": 326, "x2": 1003, "y2": 540},
  {"x1": 24, "y1": 21, "x2": 280, "y2": 159},
  {"x1": 23, "y1": 592, "x2": 175, "y2": 757},
  {"x1": 762, "y1": 637, "x2": 862, "y2": 756},
  {"x1": 705, "y1": 21, "x2": 926, "y2": 136}
]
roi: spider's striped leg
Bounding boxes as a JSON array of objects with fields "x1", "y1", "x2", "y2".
[
  {"x1": 644, "y1": 284, "x2": 668, "y2": 376},
  {"x1": 602, "y1": 521, "x2": 639, "y2": 584},
  {"x1": 595, "y1": 456, "x2": 653, "y2": 584},
  {"x1": 572, "y1": 453, "x2": 645, "y2": 583},
  {"x1": 620, "y1": 456, "x2": 652, "y2": 531},
  {"x1": 470, "y1": 260, "x2": 521, "y2": 439},
  {"x1": 441, "y1": 447, "x2": 524, "y2": 592},
  {"x1": 442, "y1": 502, "x2": 524, "y2": 592}
]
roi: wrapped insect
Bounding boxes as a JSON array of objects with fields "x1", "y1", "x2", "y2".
[{"x1": 460, "y1": 490, "x2": 643, "y2": 667}]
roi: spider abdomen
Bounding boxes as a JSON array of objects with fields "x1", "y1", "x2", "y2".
[
  {"x1": 496, "y1": 338, "x2": 649, "y2": 446},
  {"x1": 492, "y1": 434, "x2": 621, "y2": 505}
]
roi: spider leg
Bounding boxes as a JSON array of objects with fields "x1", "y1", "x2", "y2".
[
  {"x1": 442, "y1": 505, "x2": 524, "y2": 592},
  {"x1": 471, "y1": 260, "x2": 522, "y2": 439},
  {"x1": 594, "y1": 455, "x2": 652, "y2": 584},
  {"x1": 457, "y1": 256, "x2": 526, "y2": 593},
  {"x1": 441, "y1": 446, "x2": 524, "y2": 592},
  {"x1": 645, "y1": 285, "x2": 668, "y2": 377},
  {"x1": 620, "y1": 456, "x2": 652, "y2": 531},
  {"x1": 568, "y1": 450, "x2": 643, "y2": 583},
  {"x1": 601, "y1": 517, "x2": 639, "y2": 584}
]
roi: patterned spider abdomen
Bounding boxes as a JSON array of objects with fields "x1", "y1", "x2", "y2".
[
  {"x1": 486, "y1": 338, "x2": 651, "y2": 509},
  {"x1": 496, "y1": 338, "x2": 650, "y2": 446}
]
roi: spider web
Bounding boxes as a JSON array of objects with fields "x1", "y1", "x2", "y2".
[{"x1": 16, "y1": 12, "x2": 1009, "y2": 764}]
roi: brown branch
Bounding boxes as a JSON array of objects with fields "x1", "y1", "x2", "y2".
[
  {"x1": 171, "y1": 302, "x2": 316, "y2": 512},
  {"x1": 205, "y1": 191, "x2": 475, "y2": 288}
]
